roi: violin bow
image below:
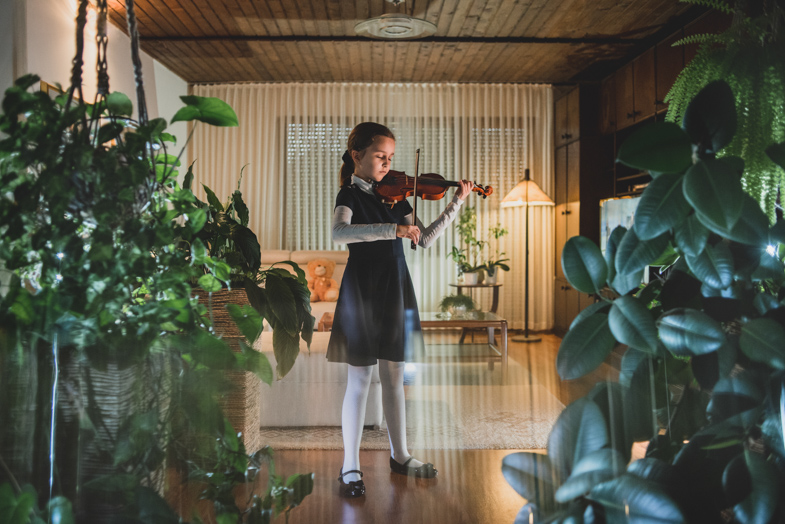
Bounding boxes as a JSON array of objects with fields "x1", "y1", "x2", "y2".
[{"x1": 411, "y1": 149, "x2": 420, "y2": 250}]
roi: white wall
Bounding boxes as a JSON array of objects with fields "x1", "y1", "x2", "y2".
[{"x1": 2, "y1": 0, "x2": 187, "y2": 138}]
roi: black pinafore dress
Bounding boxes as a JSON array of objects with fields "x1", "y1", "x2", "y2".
[{"x1": 326, "y1": 184, "x2": 423, "y2": 366}]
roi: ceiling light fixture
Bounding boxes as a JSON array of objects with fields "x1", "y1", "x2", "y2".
[{"x1": 355, "y1": 0, "x2": 437, "y2": 40}]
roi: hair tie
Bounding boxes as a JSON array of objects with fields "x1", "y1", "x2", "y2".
[{"x1": 342, "y1": 150, "x2": 354, "y2": 165}]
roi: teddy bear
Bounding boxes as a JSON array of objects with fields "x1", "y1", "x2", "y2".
[{"x1": 306, "y1": 258, "x2": 340, "y2": 302}]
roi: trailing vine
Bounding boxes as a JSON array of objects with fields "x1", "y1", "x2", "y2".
[{"x1": 664, "y1": 0, "x2": 785, "y2": 219}]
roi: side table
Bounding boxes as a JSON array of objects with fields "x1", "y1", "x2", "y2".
[{"x1": 449, "y1": 283, "x2": 502, "y2": 343}]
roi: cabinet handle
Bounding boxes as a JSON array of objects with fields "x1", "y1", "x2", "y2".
[
  {"x1": 565, "y1": 133, "x2": 572, "y2": 139},
  {"x1": 627, "y1": 112, "x2": 634, "y2": 119},
  {"x1": 564, "y1": 210, "x2": 572, "y2": 215}
]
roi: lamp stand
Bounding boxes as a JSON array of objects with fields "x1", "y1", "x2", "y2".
[{"x1": 511, "y1": 170, "x2": 541, "y2": 343}]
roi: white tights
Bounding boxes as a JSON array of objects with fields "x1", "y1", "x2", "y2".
[{"x1": 341, "y1": 359, "x2": 423, "y2": 483}]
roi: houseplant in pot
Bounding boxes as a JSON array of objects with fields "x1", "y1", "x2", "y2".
[
  {"x1": 502, "y1": 81, "x2": 785, "y2": 522},
  {"x1": 449, "y1": 206, "x2": 487, "y2": 284},
  {"x1": 0, "y1": 1, "x2": 313, "y2": 521},
  {"x1": 482, "y1": 223, "x2": 509, "y2": 285},
  {"x1": 438, "y1": 293, "x2": 477, "y2": 317}
]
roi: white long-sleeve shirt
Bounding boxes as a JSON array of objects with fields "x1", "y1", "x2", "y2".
[{"x1": 332, "y1": 175, "x2": 465, "y2": 248}]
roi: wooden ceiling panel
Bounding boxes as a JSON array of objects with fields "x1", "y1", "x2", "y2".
[{"x1": 106, "y1": 0, "x2": 703, "y2": 84}]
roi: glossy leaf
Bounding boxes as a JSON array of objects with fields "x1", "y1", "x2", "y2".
[
  {"x1": 570, "y1": 300, "x2": 611, "y2": 330},
  {"x1": 608, "y1": 296, "x2": 659, "y2": 354},
  {"x1": 682, "y1": 80, "x2": 737, "y2": 154},
  {"x1": 752, "y1": 294, "x2": 779, "y2": 315},
  {"x1": 589, "y1": 475, "x2": 685, "y2": 523},
  {"x1": 750, "y1": 251, "x2": 784, "y2": 282},
  {"x1": 730, "y1": 451, "x2": 781, "y2": 524},
  {"x1": 684, "y1": 158, "x2": 744, "y2": 233},
  {"x1": 616, "y1": 122, "x2": 693, "y2": 174},
  {"x1": 547, "y1": 398, "x2": 609, "y2": 480},
  {"x1": 226, "y1": 303, "x2": 263, "y2": 343},
  {"x1": 198, "y1": 274, "x2": 222, "y2": 293},
  {"x1": 615, "y1": 228, "x2": 670, "y2": 277},
  {"x1": 557, "y1": 313, "x2": 616, "y2": 380},
  {"x1": 684, "y1": 241, "x2": 733, "y2": 289},
  {"x1": 555, "y1": 449, "x2": 625, "y2": 503},
  {"x1": 172, "y1": 95, "x2": 239, "y2": 126},
  {"x1": 657, "y1": 308, "x2": 725, "y2": 356},
  {"x1": 97, "y1": 122, "x2": 124, "y2": 144},
  {"x1": 272, "y1": 326, "x2": 299, "y2": 378},
  {"x1": 265, "y1": 273, "x2": 299, "y2": 336},
  {"x1": 202, "y1": 184, "x2": 224, "y2": 211},
  {"x1": 605, "y1": 226, "x2": 626, "y2": 286},
  {"x1": 634, "y1": 173, "x2": 690, "y2": 240},
  {"x1": 707, "y1": 373, "x2": 764, "y2": 428},
  {"x1": 626, "y1": 458, "x2": 675, "y2": 484},
  {"x1": 674, "y1": 214, "x2": 710, "y2": 257},
  {"x1": 502, "y1": 452, "x2": 559, "y2": 506},
  {"x1": 619, "y1": 347, "x2": 649, "y2": 389},
  {"x1": 562, "y1": 236, "x2": 608, "y2": 294},
  {"x1": 739, "y1": 318, "x2": 785, "y2": 370}
]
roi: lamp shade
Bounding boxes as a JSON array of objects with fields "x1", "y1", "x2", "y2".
[{"x1": 500, "y1": 178, "x2": 554, "y2": 208}]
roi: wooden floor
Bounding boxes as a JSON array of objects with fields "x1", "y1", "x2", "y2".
[{"x1": 255, "y1": 330, "x2": 620, "y2": 524}]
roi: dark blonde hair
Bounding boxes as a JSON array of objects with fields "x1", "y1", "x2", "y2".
[{"x1": 339, "y1": 122, "x2": 395, "y2": 187}]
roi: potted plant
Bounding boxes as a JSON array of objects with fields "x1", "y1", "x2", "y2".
[
  {"x1": 665, "y1": 0, "x2": 785, "y2": 219},
  {"x1": 438, "y1": 293, "x2": 477, "y2": 317},
  {"x1": 449, "y1": 206, "x2": 487, "y2": 284},
  {"x1": 481, "y1": 223, "x2": 509, "y2": 284},
  {"x1": 502, "y1": 81, "x2": 785, "y2": 522},
  {"x1": 0, "y1": 3, "x2": 313, "y2": 521}
]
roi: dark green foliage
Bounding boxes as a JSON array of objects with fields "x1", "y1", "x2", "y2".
[{"x1": 505, "y1": 80, "x2": 785, "y2": 522}]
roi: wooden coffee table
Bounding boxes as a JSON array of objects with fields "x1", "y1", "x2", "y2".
[{"x1": 318, "y1": 311, "x2": 508, "y2": 381}]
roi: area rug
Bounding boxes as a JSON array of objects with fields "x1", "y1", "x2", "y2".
[{"x1": 256, "y1": 383, "x2": 563, "y2": 451}]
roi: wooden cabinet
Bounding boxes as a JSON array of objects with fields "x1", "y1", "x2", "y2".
[
  {"x1": 555, "y1": 202, "x2": 580, "y2": 280},
  {"x1": 656, "y1": 30, "x2": 684, "y2": 112},
  {"x1": 567, "y1": 141, "x2": 580, "y2": 203},
  {"x1": 600, "y1": 76, "x2": 616, "y2": 135},
  {"x1": 555, "y1": 87, "x2": 581, "y2": 147},
  {"x1": 554, "y1": 277, "x2": 595, "y2": 337},
  {"x1": 614, "y1": 62, "x2": 635, "y2": 130},
  {"x1": 634, "y1": 48, "x2": 657, "y2": 122},
  {"x1": 555, "y1": 146, "x2": 567, "y2": 205}
]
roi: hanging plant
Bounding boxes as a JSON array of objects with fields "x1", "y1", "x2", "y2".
[{"x1": 664, "y1": 0, "x2": 785, "y2": 219}]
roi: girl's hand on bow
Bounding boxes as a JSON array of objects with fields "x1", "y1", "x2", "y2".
[
  {"x1": 455, "y1": 180, "x2": 473, "y2": 200},
  {"x1": 396, "y1": 225, "x2": 421, "y2": 245}
]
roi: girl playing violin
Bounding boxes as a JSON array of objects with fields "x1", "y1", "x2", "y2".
[{"x1": 327, "y1": 122, "x2": 472, "y2": 497}]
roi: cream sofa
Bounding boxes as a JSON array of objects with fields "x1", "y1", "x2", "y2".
[{"x1": 254, "y1": 250, "x2": 384, "y2": 427}]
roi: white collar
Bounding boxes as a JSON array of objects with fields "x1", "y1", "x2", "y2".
[{"x1": 352, "y1": 175, "x2": 375, "y2": 195}]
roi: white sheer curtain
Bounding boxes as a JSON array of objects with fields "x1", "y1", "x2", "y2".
[{"x1": 189, "y1": 83, "x2": 554, "y2": 331}]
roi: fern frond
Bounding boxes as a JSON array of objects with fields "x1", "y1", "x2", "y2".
[
  {"x1": 678, "y1": 0, "x2": 734, "y2": 15},
  {"x1": 671, "y1": 34, "x2": 726, "y2": 47}
]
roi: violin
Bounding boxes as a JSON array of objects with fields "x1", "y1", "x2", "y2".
[{"x1": 373, "y1": 170, "x2": 493, "y2": 205}]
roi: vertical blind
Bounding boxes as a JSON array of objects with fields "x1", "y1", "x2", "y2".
[{"x1": 190, "y1": 83, "x2": 554, "y2": 331}]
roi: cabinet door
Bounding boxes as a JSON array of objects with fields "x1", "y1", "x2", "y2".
[
  {"x1": 555, "y1": 146, "x2": 568, "y2": 205},
  {"x1": 656, "y1": 31, "x2": 684, "y2": 112},
  {"x1": 555, "y1": 95, "x2": 569, "y2": 147},
  {"x1": 566, "y1": 87, "x2": 580, "y2": 143},
  {"x1": 600, "y1": 75, "x2": 616, "y2": 135},
  {"x1": 567, "y1": 141, "x2": 580, "y2": 203},
  {"x1": 634, "y1": 48, "x2": 656, "y2": 121},
  {"x1": 555, "y1": 204, "x2": 567, "y2": 279},
  {"x1": 566, "y1": 201, "x2": 580, "y2": 240},
  {"x1": 566, "y1": 283, "x2": 580, "y2": 328},
  {"x1": 554, "y1": 279, "x2": 567, "y2": 334},
  {"x1": 614, "y1": 62, "x2": 635, "y2": 130}
]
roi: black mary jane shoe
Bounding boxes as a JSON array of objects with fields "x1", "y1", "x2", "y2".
[
  {"x1": 338, "y1": 469, "x2": 366, "y2": 497},
  {"x1": 390, "y1": 457, "x2": 438, "y2": 478}
]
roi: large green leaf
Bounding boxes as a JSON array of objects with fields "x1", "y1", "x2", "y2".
[
  {"x1": 682, "y1": 80, "x2": 737, "y2": 155},
  {"x1": 265, "y1": 273, "x2": 299, "y2": 336},
  {"x1": 684, "y1": 158, "x2": 744, "y2": 232},
  {"x1": 674, "y1": 214, "x2": 710, "y2": 257},
  {"x1": 0, "y1": 483, "x2": 36, "y2": 524},
  {"x1": 657, "y1": 308, "x2": 725, "y2": 356},
  {"x1": 608, "y1": 296, "x2": 659, "y2": 354},
  {"x1": 616, "y1": 122, "x2": 693, "y2": 174},
  {"x1": 46, "y1": 496, "x2": 74, "y2": 524},
  {"x1": 238, "y1": 339, "x2": 273, "y2": 385},
  {"x1": 106, "y1": 91, "x2": 133, "y2": 117},
  {"x1": 589, "y1": 475, "x2": 685, "y2": 523},
  {"x1": 605, "y1": 226, "x2": 627, "y2": 286},
  {"x1": 136, "y1": 486, "x2": 180, "y2": 524},
  {"x1": 626, "y1": 458, "x2": 675, "y2": 484},
  {"x1": 720, "y1": 195, "x2": 769, "y2": 247},
  {"x1": 633, "y1": 173, "x2": 690, "y2": 240},
  {"x1": 547, "y1": 398, "x2": 609, "y2": 480},
  {"x1": 501, "y1": 452, "x2": 559, "y2": 507},
  {"x1": 615, "y1": 229, "x2": 670, "y2": 277},
  {"x1": 561, "y1": 236, "x2": 608, "y2": 294},
  {"x1": 728, "y1": 451, "x2": 781, "y2": 524},
  {"x1": 570, "y1": 300, "x2": 611, "y2": 330},
  {"x1": 198, "y1": 274, "x2": 223, "y2": 293},
  {"x1": 739, "y1": 318, "x2": 785, "y2": 370},
  {"x1": 766, "y1": 141, "x2": 785, "y2": 170},
  {"x1": 202, "y1": 184, "x2": 224, "y2": 211},
  {"x1": 555, "y1": 449, "x2": 625, "y2": 503},
  {"x1": 684, "y1": 241, "x2": 734, "y2": 290},
  {"x1": 226, "y1": 303, "x2": 263, "y2": 343},
  {"x1": 619, "y1": 347, "x2": 649, "y2": 389},
  {"x1": 557, "y1": 313, "x2": 616, "y2": 380},
  {"x1": 272, "y1": 327, "x2": 300, "y2": 378},
  {"x1": 750, "y1": 250, "x2": 784, "y2": 282},
  {"x1": 706, "y1": 373, "x2": 764, "y2": 429},
  {"x1": 171, "y1": 95, "x2": 239, "y2": 126},
  {"x1": 190, "y1": 329, "x2": 236, "y2": 370}
]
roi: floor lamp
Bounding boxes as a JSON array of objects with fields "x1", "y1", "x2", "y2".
[{"x1": 501, "y1": 168, "x2": 554, "y2": 343}]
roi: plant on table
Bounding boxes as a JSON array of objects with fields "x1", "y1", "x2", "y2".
[
  {"x1": 502, "y1": 81, "x2": 785, "y2": 522},
  {"x1": 481, "y1": 223, "x2": 509, "y2": 280},
  {"x1": 438, "y1": 293, "x2": 477, "y2": 315},
  {"x1": 448, "y1": 206, "x2": 487, "y2": 280},
  {"x1": 0, "y1": 1, "x2": 312, "y2": 521}
]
